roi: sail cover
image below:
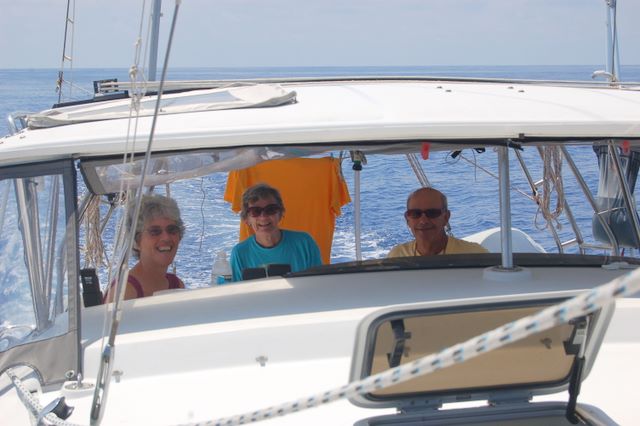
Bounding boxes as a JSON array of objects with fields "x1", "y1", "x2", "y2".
[{"x1": 27, "y1": 83, "x2": 297, "y2": 129}]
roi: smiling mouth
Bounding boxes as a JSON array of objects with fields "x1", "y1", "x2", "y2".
[{"x1": 157, "y1": 246, "x2": 173, "y2": 252}]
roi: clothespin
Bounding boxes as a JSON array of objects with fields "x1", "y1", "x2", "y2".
[
  {"x1": 622, "y1": 140, "x2": 631, "y2": 155},
  {"x1": 421, "y1": 142, "x2": 431, "y2": 160}
]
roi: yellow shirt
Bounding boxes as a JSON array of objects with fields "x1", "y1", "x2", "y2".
[
  {"x1": 387, "y1": 236, "x2": 488, "y2": 257},
  {"x1": 224, "y1": 157, "x2": 351, "y2": 264}
]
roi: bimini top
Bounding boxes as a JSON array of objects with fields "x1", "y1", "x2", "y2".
[{"x1": 3, "y1": 78, "x2": 640, "y2": 167}]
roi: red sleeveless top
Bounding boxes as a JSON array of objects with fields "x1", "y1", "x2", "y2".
[{"x1": 103, "y1": 273, "x2": 182, "y2": 302}]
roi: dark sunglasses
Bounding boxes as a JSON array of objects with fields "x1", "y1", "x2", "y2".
[
  {"x1": 405, "y1": 208, "x2": 445, "y2": 219},
  {"x1": 246, "y1": 204, "x2": 282, "y2": 218},
  {"x1": 145, "y1": 224, "x2": 181, "y2": 237}
]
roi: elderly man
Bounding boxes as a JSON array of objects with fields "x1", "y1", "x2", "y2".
[{"x1": 387, "y1": 187, "x2": 488, "y2": 257}]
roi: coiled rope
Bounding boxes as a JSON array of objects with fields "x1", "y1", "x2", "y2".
[
  {"x1": 4, "y1": 369, "x2": 82, "y2": 426},
  {"x1": 535, "y1": 146, "x2": 565, "y2": 230},
  {"x1": 82, "y1": 195, "x2": 105, "y2": 269},
  {"x1": 6, "y1": 265, "x2": 638, "y2": 425}
]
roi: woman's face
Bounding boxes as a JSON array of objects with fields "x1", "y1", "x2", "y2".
[
  {"x1": 136, "y1": 216, "x2": 181, "y2": 269},
  {"x1": 244, "y1": 196, "x2": 283, "y2": 237}
]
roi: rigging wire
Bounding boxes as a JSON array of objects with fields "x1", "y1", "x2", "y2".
[
  {"x1": 55, "y1": 0, "x2": 93, "y2": 102},
  {"x1": 91, "y1": 1, "x2": 183, "y2": 424},
  {"x1": 56, "y1": 0, "x2": 74, "y2": 103},
  {"x1": 451, "y1": 150, "x2": 534, "y2": 201}
]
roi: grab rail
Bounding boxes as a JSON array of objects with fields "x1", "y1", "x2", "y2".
[{"x1": 6, "y1": 112, "x2": 29, "y2": 135}]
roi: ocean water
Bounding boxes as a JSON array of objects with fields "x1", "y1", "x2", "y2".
[{"x1": 2, "y1": 66, "x2": 640, "y2": 290}]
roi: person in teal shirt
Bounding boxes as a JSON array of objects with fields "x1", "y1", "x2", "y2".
[{"x1": 230, "y1": 183, "x2": 322, "y2": 281}]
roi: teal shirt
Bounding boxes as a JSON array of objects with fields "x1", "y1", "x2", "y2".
[{"x1": 230, "y1": 229, "x2": 322, "y2": 281}]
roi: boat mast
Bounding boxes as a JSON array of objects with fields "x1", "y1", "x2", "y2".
[
  {"x1": 148, "y1": 0, "x2": 162, "y2": 81},
  {"x1": 56, "y1": 0, "x2": 75, "y2": 103},
  {"x1": 604, "y1": 0, "x2": 620, "y2": 81}
]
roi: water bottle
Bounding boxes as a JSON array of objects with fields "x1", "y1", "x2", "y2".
[{"x1": 211, "y1": 250, "x2": 232, "y2": 285}]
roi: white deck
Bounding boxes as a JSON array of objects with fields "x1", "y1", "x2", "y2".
[{"x1": 31, "y1": 264, "x2": 634, "y2": 425}]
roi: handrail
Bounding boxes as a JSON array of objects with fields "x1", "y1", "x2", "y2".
[
  {"x1": 92, "y1": 75, "x2": 640, "y2": 95},
  {"x1": 6, "y1": 112, "x2": 29, "y2": 134}
]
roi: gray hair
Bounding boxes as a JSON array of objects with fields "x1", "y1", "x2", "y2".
[
  {"x1": 129, "y1": 194, "x2": 185, "y2": 257},
  {"x1": 406, "y1": 187, "x2": 448, "y2": 211},
  {"x1": 240, "y1": 183, "x2": 285, "y2": 219}
]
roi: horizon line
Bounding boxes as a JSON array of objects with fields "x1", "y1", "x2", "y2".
[{"x1": 4, "y1": 64, "x2": 640, "y2": 71}]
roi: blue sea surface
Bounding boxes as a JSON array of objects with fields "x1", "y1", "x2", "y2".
[{"x1": 1, "y1": 66, "x2": 640, "y2": 290}]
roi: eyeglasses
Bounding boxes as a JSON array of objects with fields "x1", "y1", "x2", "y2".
[
  {"x1": 145, "y1": 224, "x2": 181, "y2": 237},
  {"x1": 246, "y1": 204, "x2": 282, "y2": 218},
  {"x1": 405, "y1": 208, "x2": 445, "y2": 219}
]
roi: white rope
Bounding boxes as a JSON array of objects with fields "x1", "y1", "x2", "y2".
[
  {"x1": 203, "y1": 267, "x2": 640, "y2": 426},
  {"x1": 4, "y1": 369, "x2": 82, "y2": 426},
  {"x1": 82, "y1": 195, "x2": 105, "y2": 269},
  {"x1": 535, "y1": 146, "x2": 565, "y2": 230}
]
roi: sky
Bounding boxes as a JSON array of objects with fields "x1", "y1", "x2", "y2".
[{"x1": 1, "y1": 0, "x2": 639, "y2": 69}]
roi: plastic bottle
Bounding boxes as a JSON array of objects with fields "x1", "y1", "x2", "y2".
[{"x1": 211, "y1": 250, "x2": 232, "y2": 285}]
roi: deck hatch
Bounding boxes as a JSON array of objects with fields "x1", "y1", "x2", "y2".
[{"x1": 349, "y1": 296, "x2": 613, "y2": 411}]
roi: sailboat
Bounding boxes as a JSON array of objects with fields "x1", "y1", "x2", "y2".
[{"x1": 1, "y1": 1, "x2": 639, "y2": 425}]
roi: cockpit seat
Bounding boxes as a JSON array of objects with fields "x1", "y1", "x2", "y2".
[{"x1": 463, "y1": 227, "x2": 547, "y2": 253}]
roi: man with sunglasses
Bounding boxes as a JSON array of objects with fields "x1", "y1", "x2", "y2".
[
  {"x1": 387, "y1": 187, "x2": 487, "y2": 257},
  {"x1": 230, "y1": 183, "x2": 322, "y2": 281}
]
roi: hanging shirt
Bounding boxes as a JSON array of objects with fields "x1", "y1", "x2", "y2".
[
  {"x1": 230, "y1": 229, "x2": 322, "y2": 281},
  {"x1": 224, "y1": 157, "x2": 351, "y2": 264}
]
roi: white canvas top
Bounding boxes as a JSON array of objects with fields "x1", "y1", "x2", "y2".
[{"x1": 3, "y1": 79, "x2": 640, "y2": 167}]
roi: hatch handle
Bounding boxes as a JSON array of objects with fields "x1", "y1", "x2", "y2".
[
  {"x1": 37, "y1": 396, "x2": 74, "y2": 424},
  {"x1": 387, "y1": 319, "x2": 411, "y2": 368},
  {"x1": 563, "y1": 316, "x2": 589, "y2": 424}
]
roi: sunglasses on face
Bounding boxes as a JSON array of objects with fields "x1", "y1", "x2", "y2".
[
  {"x1": 405, "y1": 208, "x2": 445, "y2": 219},
  {"x1": 246, "y1": 204, "x2": 282, "y2": 218},
  {"x1": 145, "y1": 224, "x2": 181, "y2": 237}
]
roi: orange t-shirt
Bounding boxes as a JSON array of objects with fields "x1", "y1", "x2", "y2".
[{"x1": 224, "y1": 157, "x2": 351, "y2": 264}]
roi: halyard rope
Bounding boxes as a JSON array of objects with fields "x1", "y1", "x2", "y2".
[{"x1": 6, "y1": 264, "x2": 638, "y2": 425}]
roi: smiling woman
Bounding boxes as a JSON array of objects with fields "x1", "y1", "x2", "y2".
[
  {"x1": 103, "y1": 194, "x2": 186, "y2": 302},
  {"x1": 230, "y1": 183, "x2": 322, "y2": 281}
]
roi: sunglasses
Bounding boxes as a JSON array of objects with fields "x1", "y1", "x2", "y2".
[
  {"x1": 405, "y1": 208, "x2": 445, "y2": 219},
  {"x1": 246, "y1": 204, "x2": 282, "y2": 218},
  {"x1": 145, "y1": 224, "x2": 181, "y2": 237}
]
